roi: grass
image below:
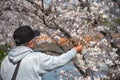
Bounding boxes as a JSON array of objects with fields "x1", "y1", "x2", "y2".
[{"x1": 0, "y1": 43, "x2": 10, "y2": 66}]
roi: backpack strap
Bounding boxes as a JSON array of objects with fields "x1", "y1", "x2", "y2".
[{"x1": 11, "y1": 60, "x2": 21, "y2": 80}]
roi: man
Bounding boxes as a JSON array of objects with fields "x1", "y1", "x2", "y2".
[{"x1": 1, "y1": 25, "x2": 83, "y2": 80}]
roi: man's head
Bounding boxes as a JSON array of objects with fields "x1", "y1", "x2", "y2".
[{"x1": 13, "y1": 25, "x2": 40, "y2": 48}]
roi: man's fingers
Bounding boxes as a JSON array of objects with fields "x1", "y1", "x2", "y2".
[{"x1": 75, "y1": 45, "x2": 83, "y2": 52}]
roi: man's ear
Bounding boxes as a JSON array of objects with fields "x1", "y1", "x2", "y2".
[{"x1": 28, "y1": 40, "x2": 34, "y2": 48}]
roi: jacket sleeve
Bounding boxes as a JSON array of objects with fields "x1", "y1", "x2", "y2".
[{"x1": 37, "y1": 48, "x2": 77, "y2": 71}]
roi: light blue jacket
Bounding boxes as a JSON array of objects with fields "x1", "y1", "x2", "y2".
[{"x1": 1, "y1": 46, "x2": 77, "y2": 80}]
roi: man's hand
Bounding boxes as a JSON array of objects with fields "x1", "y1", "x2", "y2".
[{"x1": 74, "y1": 45, "x2": 83, "y2": 53}]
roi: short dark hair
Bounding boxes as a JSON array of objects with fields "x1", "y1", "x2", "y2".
[{"x1": 13, "y1": 25, "x2": 40, "y2": 45}]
